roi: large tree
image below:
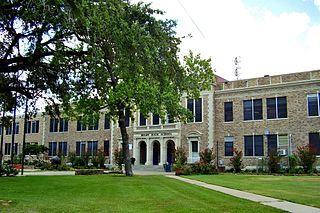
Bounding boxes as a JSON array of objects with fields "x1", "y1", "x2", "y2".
[
  {"x1": 53, "y1": 0, "x2": 214, "y2": 176},
  {"x1": 0, "y1": 0, "x2": 87, "y2": 113}
]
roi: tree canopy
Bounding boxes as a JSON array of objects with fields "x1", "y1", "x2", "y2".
[
  {"x1": 0, "y1": 0, "x2": 87, "y2": 113},
  {"x1": 52, "y1": 0, "x2": 214, "y2": 176}
]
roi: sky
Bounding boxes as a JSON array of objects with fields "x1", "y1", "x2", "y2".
[{"x1": 136, "y1": 0, "x2": 320, "y2": 80}]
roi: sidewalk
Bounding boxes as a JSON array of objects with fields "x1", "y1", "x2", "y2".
[{"x1": 167, "y1": 175, "x2": 320, "y2": 213}]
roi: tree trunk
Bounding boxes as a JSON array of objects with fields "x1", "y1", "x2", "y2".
[{"x1": 118, "y1": 105, "x2": 133, "y2": 176}]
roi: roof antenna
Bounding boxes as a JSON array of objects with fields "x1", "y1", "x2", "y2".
[{"x1": 234, "y1": 56, "x2": 241, "y2": 80}]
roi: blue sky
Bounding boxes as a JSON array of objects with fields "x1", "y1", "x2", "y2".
[{"x1": 137, "y1": 0, "x2": 320, "y2": 80}]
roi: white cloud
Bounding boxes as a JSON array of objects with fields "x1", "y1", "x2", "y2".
[
  {"x1": 314, "y1": 0, "x2": 320, "y2": 11},
  {"x1": 135, "y1": 0, "x2": 320, "y2": 80}
]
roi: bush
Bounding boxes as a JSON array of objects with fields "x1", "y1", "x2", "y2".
[
  {"x1": 73, "y1": 157, "x2": 86, "y2": 168},
  {"x1": 288, "y1": 154, "x2": 298, "y2": 173},
  {"x1": 0, "y1": 164, "x2": 19, "y2": 177},
  {"x1": 267, "y1": 149, "x2": 281, "y2": 173},
  {"x1": 113, "y1": 148, "x2": 124, "y2": 170},
  {"x1": 200, "y1": 148, "x2": 215, "y2": 164},
  {"x1": 175, "y1": 147, "x2": 187, "y2": 165},
  {"x1": 68, "y1": 152, "x2": 77, "y2": 166},
  {"x1": 297, "y1": 144, "x2": 317, "y2": 173},
  {"x1": 75, "y1": 169, "x2": 104, "y2": 175},
  {"x1": 190, "y1": 162, "x2": 217, "y2": 175},
  {"x1": 229, "y1": 149, "x2": 243, "y2": 173}
]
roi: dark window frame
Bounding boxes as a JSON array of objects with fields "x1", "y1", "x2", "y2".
[
  {"x1": 243, "y1": 99, "x2": 263, "y2": 121},
  {"x1": 224, "y1": 102, "x2": 233, "y2": 122},
  {"x1": 307, "y1": 93, "x2": 320, "y2": 117},
  {"x1": 244, "y1": 135, "x2": 264, "y2": 156},
  {"x1": 267, "y1": 97, "x2": 287, "y2": 119}
]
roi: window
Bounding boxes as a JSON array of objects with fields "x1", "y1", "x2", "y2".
[
  {"x1": 152, "y1": 114, "x2": 160, "y2": 125},
  {"x1": 244, "y1": 135, "x2": 264, "y2": 156},
  {"x1": 309, "y1": 133, "x2": 320, "y2": 155},
  {"x1": 307, "y1": 93, "x2": 320, "y2": 116},
  {"x1": 5, "y1": 143, "x2": 11, "y2": 155},
  {"x1": 125, "y1": 111, "x2": 130, "y2": 127},
  {"x1": 25, "y1": 120, "x2": 39, "y2": 133},
  {"x1": 224, "y1": 102, "x2": 233, "y2": 122},
  {"x1": 87, "y1": 141, "x2": 98, "y2": 156},
  {"x1": 224, "y1": 136, "x2": 234, "y2": 156},
  {"x1": 77, "y1": 117, "x2": 87, "y2": 131},
  {"x1": 187, "y1": 98, "x2": 202, "y2": 122},
  {"x1": 243, "y1": 99, "x2": 262, "y2": 121},
  {"x1": 6, "y1": 123, "x2": 19, "y2": 135},
  {"x1": 104, "y1": 115, "x2": 110, "y2": 129},
  {"x1": 88, "y1": 119, "x2": 99, "y2": 130},
  {"x1": 0, "y1": 124, "x2": 2, "y2": 135},
  {"x1": 59, "y1": 119, "x2": 68, "y2": 132},
  {"x1": 267, "y1": 134, "x2": 289, "y2": 156},
  {"x1": 104, "y1": 140, "x2": 110, "y2": 156},
  {"x1": 50, "y1": 119, "x2": 59, "y2": 132},
  {"x1": 167, "y1": 113, "x2": 174, "y2": 123},
  {"x1": 139, "y1": 112, "x2": 146, "y2": 126},
  {"x1": 58, "y1": 142, "x2": 68, "y2": 156},
  {"x1": 49, "y1": 142, "x2": 57, "y2": 156},
  {"x1": 267, "y1": 97, "x2": 287, "y2": 119},
  {"x1": 76, "y1": 141, "x2": 86, "y2": 156},
  {"x1": 191, "y1": 141, "x2": 199, "y2": 157}
]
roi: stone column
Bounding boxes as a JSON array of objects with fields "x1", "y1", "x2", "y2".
[
  {"x1": 160, "y1": 138, "x2": 166, "y2": 165},
  {"x1": 146, "y1": 138, "x2": 153, "y2": 165},
  {"x1": 133, "y1": 139, "x2": 138, "y2": 165}
]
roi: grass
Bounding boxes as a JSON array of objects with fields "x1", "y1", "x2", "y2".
[
  {"x1": 185, "y1": 174, "x2": 320, "y2": 208},
  {"x1": 0, "y1": 175, "x2": 285, "y2": 213}
]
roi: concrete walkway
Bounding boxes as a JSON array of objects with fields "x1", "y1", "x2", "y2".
[{"x1": 168, "y1": 175, "x2": 320, "y2": 213}]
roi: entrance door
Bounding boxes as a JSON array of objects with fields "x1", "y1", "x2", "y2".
[
  {"x1": 139, "y1": 141, "x2": 147, "y2": 165},
  {"x1": 153, "y1": 141, "x2": 160, "y2": 165},
  {"x1": 166, "y1": 140, "x2": 175, "y2": 164}
]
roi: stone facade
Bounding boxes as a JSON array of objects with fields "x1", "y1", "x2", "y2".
[{"x1": 1, "y1": 70, "x2": 319, "y2": 168}]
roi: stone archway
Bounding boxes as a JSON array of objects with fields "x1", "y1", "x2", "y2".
[
  {"x1": 166, "y1": 140, "x2": 175, "y2": 165},
  {"x1": 139, "y1": 141, "x2": 147, "y2": 165},
  {"x1": 152, "y1": 141, "x2": 160, "y2": 165}
]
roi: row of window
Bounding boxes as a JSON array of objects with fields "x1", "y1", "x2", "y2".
[
  {"x1": 0, "y1": 120, "x2": 40, "y2": 135},
  {"x1": 49, "y1": 141, "x2": 110, "y2": 157},
  {"x1": 224, "y1": 93, "x2": 320, "y2": 122},
  {"x1": 224, "y1": 133, "x2": 320, "y2": 156},
  {"x1": 225, "y1": 97, "x2": 287, "y2": 122}
]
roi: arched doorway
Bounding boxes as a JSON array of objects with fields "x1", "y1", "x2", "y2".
[
  {"x1": 152, "y1": 141, "x2": 160, "y2": 165},
  {"x1": 166, "y1": 140, "x2": 175, "y2": 164},
  {"x1": 139, "y1": 141, "x2": 147, "y2": 165}
]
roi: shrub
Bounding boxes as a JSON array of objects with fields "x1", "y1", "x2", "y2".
[
  {"x1": 113, "y1": 148, "x2": 124, "y2": 170},
  {"x1": 229, "y1": 149, "x2": 243, "y2": 173},
  {"x1": 174, "y1": 146, "x2": 187, "y2": 165},
  {"x1": 297, "y1": 144, "x2": 317, "y2": 173},
  {"x1": 75, "y1": 169, "x2": 104, "y2": 175},
  {"x1": 97, "y1": 149, "x2": 106, "y2": 168},
  {"x1": 68, "y1": 152, "x2": 77, "y2": 166},
  {"x1": 200, "y1": 148, "x2": 215, "y2": 164},
  {"x1": 288, "y1": 154, "x2": 298, "y2": 173},
  {"x1": 0, "y1": 164, "x2": 19, "y2": 177},
  {"x1": 73, "y1": 157, "x2": 86, "y2": 168},
  {"x1": 190, "y1": 162, "x2": 217, "y2": 175},
  {"x1": 267, "y1": 149, "x2": 281, "y2": 173}
]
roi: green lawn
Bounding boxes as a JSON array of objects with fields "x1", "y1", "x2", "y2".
[
  {"x1": 185, "y1": 174, "x2": 320, "y2": 208},
  {"x1": 0, "y1": 175, "x2": 284, "y2": 213}
]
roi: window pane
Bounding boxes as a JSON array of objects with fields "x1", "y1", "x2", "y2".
[
  {"x1": 224, "y1": 136, "x2": 234, "y2": 156},
  {"x1": 191, "y1": 141, "x2": 198, "y2": 152},
  {"x1": 59, "y1": 119, "x2": 68, "y2": 132},
  {"x1": 104, "y1": 140, "x2": 110, "y2": 156},
  {"x1": 277, "y1": 97, "x2": 287, "y2": 118},
  {"x1": 309, "y1": 133, "x2": 320, "y2": 155},
  {"x1": 243, "y1": 100, "x2": 253, "y2": 120},
  {"x1": 152, "y1": 114, "x2": 159, "y2": 125},
  {"x1": 308, "y1": 95, "x2": 319, "y2": 116},
  {"x1": 224, "y1": 102, "x2": 233, "y2": 122},
  {"x1": 139, "y1": 113, "x2": 146, "y2": 126},
  {"x1": 195, "y1": 98, "x2": 202, "y2": 122},
  {"x1": 187, "y1": 99, "x2": 194, "y2": 122},
  {"x1": 76, "y1": 142, "x2": 81, "y2": 156},
  {"x1": 253, "y1": 99, "x2": 263, "y2": 120},
  {"x1": 244, "y1": 136, "x2": 253, "y2": 156},
  {"x1": 267, "y1": 134, "x2": 277, "y2": 155},
  {"x1": 254, "y1": 135, "x2": 264, "y2": 156},
  {"x1": 125, "y1": 111, "x2": 130, "y2": 127},
  {"x1": 104, "y1": 115, "x2": 110, "y2": 129},
  {"x1": 267, "y1": 98, "x2": 276, "y2": 119},
  {"x1": 278, "y1": 135, "x2": 288, "y2": 151}
]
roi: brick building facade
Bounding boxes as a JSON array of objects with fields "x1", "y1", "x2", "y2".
[{"x1": 1, "y1": 70, "x2": 320, "y2": 168}]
